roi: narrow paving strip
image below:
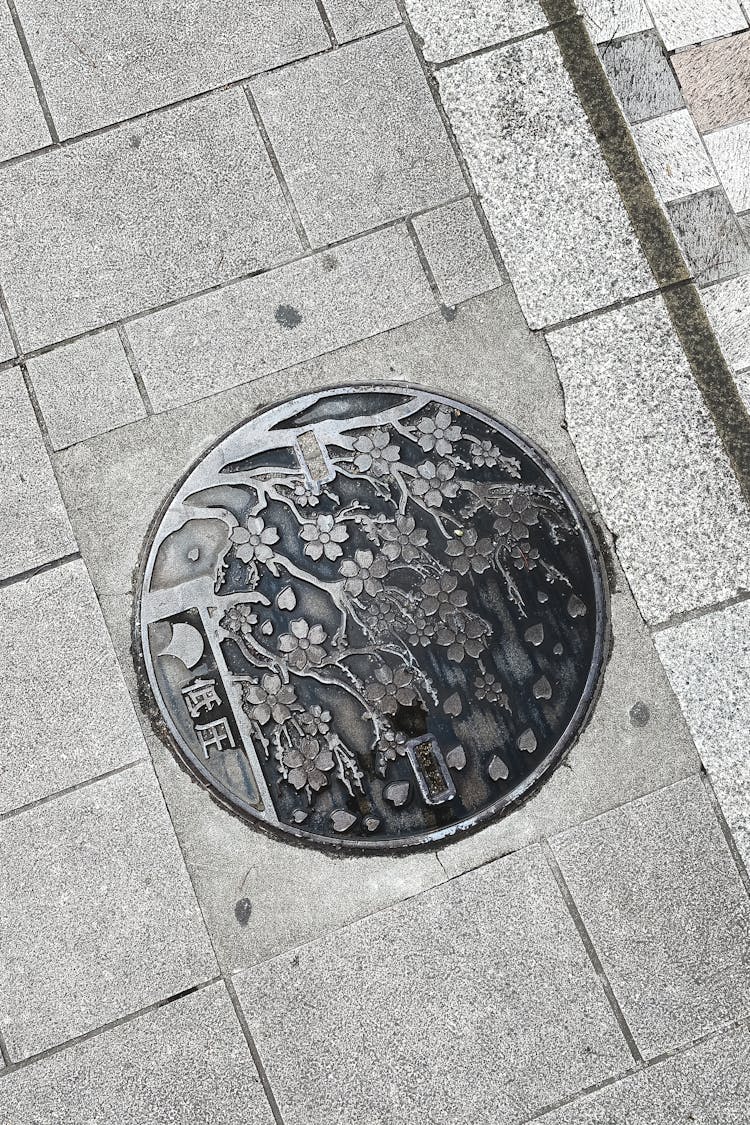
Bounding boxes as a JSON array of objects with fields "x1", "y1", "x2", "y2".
[{"x1": 0, "y1": 1, "x2": 748, "y2": 1122}]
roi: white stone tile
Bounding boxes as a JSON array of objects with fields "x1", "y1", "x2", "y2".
[
  {"x1": 547, "y1": 295, "x2": 750, "y2": 623},
  {"x1": 0, "y1": 559, "x2": 147, "y2": 815},
  {"x1": 633, "y1": 110, "x2": 718, "y2": 202},
  {"x1": 0, "y1": 367, "x2": 76, "y2": 580},
  {"x1": 0, "y1": 985, "x2": 275, "y2": 1125},
  {"x1": 438, "y1": 34, "x2": 653, "y2": 328},
  {"x1": 0, "y1": 1, "x2": 49, "y2": 160},
  {"x1": 412, "y1": 198, "x2": 502, "y2": 306},
  {"x1": 324, "y1": 0, "x2": 400, "y2": 41},
  {"x1": 0, "y1": 763, "x2": 217, "y2": 1060},
  {"x1": 578, "y1": 0, "x2": 653, "y2": 42},
  {"x1": 127, "y1": 225, "x2": 434, "y2": 412},
  {"x1": 648, "y1": 0, "x2": 747, "y2": 51},
  {"x1": 701, "y1": 273, "x2": 750, "y2": 373},
  {"x1": 405, "y1": 0, "x2": 547, "y2": 62},
  {"x1": 27, "y1": 330, "x2": 145, "y2": 449},
  {"x1": 655, "y1": 601, "x2": 750, "y2": 872},
  {"x1": 704, "y1": 122, "x2": 750, "y2": 213}
]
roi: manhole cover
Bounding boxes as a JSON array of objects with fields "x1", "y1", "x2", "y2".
[{"x1": 136, "y1": 385, "x2": 608, "y2": 850}]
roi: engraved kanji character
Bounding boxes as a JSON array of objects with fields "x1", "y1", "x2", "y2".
[
  {"x1": 181, "y1": 676, "x2": 221, "y2": 718},
  {"x1": 194, "y1": 717, "x2": 236, "y2": 759}
]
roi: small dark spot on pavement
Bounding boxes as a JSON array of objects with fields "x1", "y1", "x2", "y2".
[
  {"x1": 130, "y1": 134, "x2": 142, "y2": 149},
  {"x1": 321, "y1": 254, "x2": 338, "y2": 271},
  {"x1": 629, "y1": 701, "x2": 650, "y2": 727},
  {"x1": 234, "y1": 897, "x2": 252, "y2": 926},
  {"x1": 275, "y1": 303, "x2": 302, "y2": 328}
]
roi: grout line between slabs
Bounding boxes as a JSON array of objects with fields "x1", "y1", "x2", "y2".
[
  {"x1": 542, "y1": 841, "x2": 645, "y2": 1065},
  {"x1": 405, "y1": 217, "x2": 445, "y2": 309},
  {"x1": 224, "y1": 979, "x2": 288, "y2": 1125},
  {"x1": 650, "y1": 588, "x2": 750, "y2": 631},
  {"x1": 5, "y1": 0, "x2": 59, "y2": 144},
  {"x1": 0, "y1": 551, "x2": 81, "y2": 592},
  {"x1": 312, "y1": 0, "x2": 338, "y2": 47},
  {"x1": 700, "y1": 771, "x2": 750, "y2": 898},
  {"x1": 0, "y1": 759, "x2": 143, "y2": 824},
  {"x1": 243, "y1": 86, "x2": 311, "y2": 252},
  {"x1": 116, "y1": 324, "x2": 154, "y2": 416},
  {"x1": 430, "y1": 15, "x2": 577, "y2": 71}
]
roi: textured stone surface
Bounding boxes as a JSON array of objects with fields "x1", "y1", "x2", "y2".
[
  {"x1": 438, "y1": 34, "x2": 653, "y2": 328},
  {"x1": 0, "y1": 1, "x2": 49, "y2": 160},
  {"x1": 578, "y1": 0, "x2": 652, "y2": 42},
  {"x1": 673, "y1": 30, "x2": 750, "y2": 133},
  {"x1": 405, "y1": 0, "x2": 546, "y2": 62},
  {"x1": 536, "y1": 1023, "x2": 750, "y2": 1124},
  {"x1": 656, "y1": 600, "x2": 750, "y2": 873},
  {"x1": 0, "y1": 90, "x2": 299, "y2": 350},
  {"x1": 250, "y1": 28, "x2": 465, "y2": 244},
  {"x1": 547, "y1": 295, "x2": 750, "y2": 623},
  {"x1": 27, "y1": 331, "x2": 145, "y2": 449},
  {"x1": 599, "y1": 31, "x2": 683, "y2": 124},
  {"x1": 648, "y1": 0, "x2": 747, "y2": 51},
  {"x1": 701, "y1": 273, "x2": 750, "y2": 372},
  {"x1": 0, "y1": 313, "x2": 15, "y2": 361},
  {"x1": 0, "y1": 559, "x2": 146, "y2": 816},
  {"x1": 235, "y1": 850, "x2": 631, "y2": 1125},
  {"x1": 0, "y1": 367, "x2": 76, "y2": 580},
  {"x1": 0, "y1": 763, "x2": 216, "y2": 1060},
  {"x1": 412, "y1": 198, "x2": 502, "y2": 306},
  {"x1": 633, "y1": 110, "x2": 718, "y2": 202},
  {"x1": 667, "y1": 188, "x2": 750, "y2": 284},
  {"x1": 552, "y1": 776, "x2": 750, "y2": 1057},
  {"x1": 324, "y1": 0, "x2": 399, "y2": 41},
  {"x1": 0, "y1": 985, "x2": 276, "y2": 1124},
  {"x1": 13, "y1": 0, "x2": 329, "y2": 137},
  {"x1": 705, "y1": 122, "x2": 750, "y2": 213},
  {"x1": 126, "y1": 225, "x2": 434, "y2": 411}
]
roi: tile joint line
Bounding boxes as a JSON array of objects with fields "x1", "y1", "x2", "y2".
[{"x1": 5, "y1": 0, "x2": 59, "y2": 144}]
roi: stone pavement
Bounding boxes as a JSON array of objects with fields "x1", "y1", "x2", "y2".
[{"x1": 1, "y1": 1, "x2": 749, "y2": 1122}]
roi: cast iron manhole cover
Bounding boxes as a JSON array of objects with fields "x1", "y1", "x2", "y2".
[{"x1": 136, "y1": 385, "x2": 608, "y2": 850}]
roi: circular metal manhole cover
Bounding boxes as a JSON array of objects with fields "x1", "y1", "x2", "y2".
[{"x1": 136, "y1": 385, "x2": 608, "y2": 850}]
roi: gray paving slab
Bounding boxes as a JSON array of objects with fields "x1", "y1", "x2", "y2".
[
  {"x1": 0, "y1": 312, "x2": 15, "y2": 362},
  {"x1": 438, "y1": 33, "x2": 654, "y2": 328},
  {"x1": 0, "y1": 559, "x2": 147, "y2": 816},
  {"x1": 412, "y1": 197, "x2": 502, "y2": 306},
  {"x1": 673, "y1": 30, "x2": 750, "y2": 133},
  {"x1": 0, "y1": 984, "x2": 276, "y2": 1125},
  {"x1": 0, "y1": 763, "x2": 216, "y2": 1060},
  {"x1": 536, "y1": 1022, "x2": 750, "y2": 1124},
  {"x1": 250, "y1": 28, "x2": 465, "y2": 245},
  {"x1": 632, "y1": 109, "x2": 719, "y2": 202},
  {"x1": 0, "y1": 2, "x2": 49, "y2": 161},
  {"x1": 578, "y1": 0, "x2": 653, "y2": 42},
  {"x1": 648, "y1": 0, "x2": 747, "y2": 52},
  {"x1": 598, "y1": 31, "x2": 683, "y2": 124},
  {"x1": 27, "y1": 331, "x2": 145, "y2": 450},
  {"x1": 667, "y1": 188, "x2": 750, "y2": 284},
  {"x1": 126, "y1": 225, "x2": 434, "y2": 412},
  {"x1": 0, "y1": 90, "x2": 299, "y2": 350},
  {"x1": 701, "y1": 122, "x2": 750, "y2": 214},
  {"x1": 0, "y1": 366, "x2": 76, "y2": 581},
  {"x1": 405, "y1": 0, "x2": 547, "y2": 62},
  {"x1": 700, "y1": 273, "x2": 750, "y2": 373},
  {"x1": 323, "y1": 0, "x2": 400, "y2": 41},
  {"x1": 547, "y1": 294, "x2": 750, "y2": 623},
  {"x1": 655, "y1": 600, "x2": 750, "y2": 874},
  {"x1": 234, "y1": 849, "x2": 632, "y2": 1125},
  {"x1": 552, "y1": 776, "x2": 750, "y2": 1058},
  {"x1": 12, "y1": 0, "x2": 329, "y2": 138}
]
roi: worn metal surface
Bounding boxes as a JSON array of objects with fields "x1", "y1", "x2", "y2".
[{"x1": 135, "y1": 385, "x2": 608, "y2": 850}]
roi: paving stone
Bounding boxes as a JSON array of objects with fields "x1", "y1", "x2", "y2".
[
  {"x1": 700, "y1": 272, "x2": 750, "y2": 372},
  {"x1": 27, "y1": 331, "x2": 145, "y2": 450},
  {"x1": 0, "y1": 367, "x2": 76, "y2": 580},
  {"x1": 323, "y1": 0, "x2": 400, "y2": 41},
  {"x1": 648, "y1": 0, "x2": 747, "y2": 51},
  {"x1": 578, "y1": 0, "x2": 653, "y2": 42},
  {"x1": 667, "y1": 188, "x2": 750, "y2": 283},
  {"x1": 552, "y1": 776, "x2": 750, "y2": 1057},
  {"x1": 0, "y1": 984, "x2": 276, "y2": 1125},
  {"x1": 0, "y1": 2, "x2": 49, "y2": 160},
  {"x1": 13, "y1": 0, "x2": 329, "y2": 138},
  {"x1": 438, "y1": 34, "x2": 653, "y2": 329},
  {"x1": 250, "y1": 28, "x2": 465, "y2": 245},
  {"x1": 126, "y1": 225, "x2": 434, "y2": 412},
  {"x1": 0, "y1": 559, "x2": 147, "y2": 816},
  {"x1": 655, "y1": 600, "x2": 750, "y2": 874},
  {"x1": 536, "y1": 1022, "x2": 750, "y2": 1124},
  {"x1": 0, "y1": 90, "x2": 299, "y2": 351},
  {"x1": 0, "y1": 313, "x2": 15, "y2": 361},
  {"x1": 598, "y1": 31, "x2": 683, "y2": 124},
  {"x1": 547, "y1": 295, "x2": 750, "y2": 623},
  {"x1": 633, "y1": 109, "x2": 718, "y2": 202},
  {"x1": 405, "y1": 0, "x2": 547, "y2": 63},
  {"x1": 673, "y1": 30, "x2": 750, "y2": 133},
  {"x1": 704, "y1": 122, "x2": 750, "y2": 213},
  {"x1": 0, "y1": 763, "x2": 216, "y2": 1060},
  {"x1": 234, "y1": 850, "x2": 632, "y2": 1125},
  {"x1": 412, "y1": 198, "x2": 502, "y2": 306}
]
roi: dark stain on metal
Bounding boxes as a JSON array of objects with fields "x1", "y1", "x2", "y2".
[{"x1": 134, "y1": 385, "x2": 608, "y2": 852}]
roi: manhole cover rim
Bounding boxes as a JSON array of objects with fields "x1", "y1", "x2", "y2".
[{"x1": 134, "y1": 381, "x2": 610, "y2": 853}]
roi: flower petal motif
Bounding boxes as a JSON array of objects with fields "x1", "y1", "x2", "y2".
[
  {"x1": 308, "y1": 624, "x2": 326, "y2": 645},
  {"x1": 291, "y1": 619, "x2": 309, "y2": 640}
]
